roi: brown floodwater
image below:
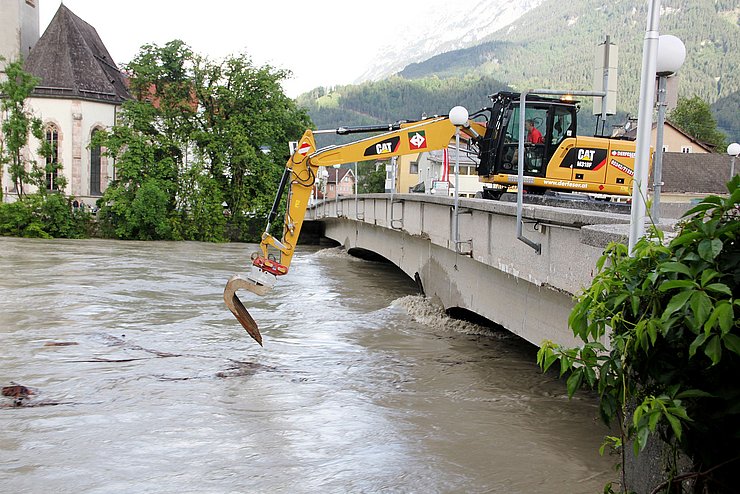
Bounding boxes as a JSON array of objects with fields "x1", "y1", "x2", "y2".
[{"x1": 0, "y1": 237, "x2": 614, "y2": 492}]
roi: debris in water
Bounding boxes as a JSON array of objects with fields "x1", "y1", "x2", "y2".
[
  {"x1": 216, "y1": 360, "x2": 277, "y2": 378},
  {"x1": 2, "y1": 383, "x2": 35, "y2": 407},
  {"x1": 2, "y1": 384, "x2": 33, "y2": 398},
  {"x1": 44, "y1": 342, "x2": 79, "y2": 347}
]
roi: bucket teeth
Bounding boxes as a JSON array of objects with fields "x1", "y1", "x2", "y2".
[{"x1": 223, "y1": 275, "x2": 265, "y2": 346}]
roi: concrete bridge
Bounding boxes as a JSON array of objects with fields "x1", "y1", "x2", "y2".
[{"x1": 305, "y1": 194, "x2": 685, "y2": 348}]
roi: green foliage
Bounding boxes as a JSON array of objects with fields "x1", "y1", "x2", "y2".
[
  {"x1": 96, "y1": 40, "x2": 311, "y2": 242},
  {"x1": 171, "y1": 162, "x2": 226, "y2": 242},
  {"x1": 0, "y1": 194, "x2": 91, "y2": 239},
  {"x1": 711, "y1": 91, "x2": 740, "y2": 141},
  {"x1": 669, "y1": 96, "x2": 728, "y2": 150},
  {"x1": 356, "y1": 161, "x2": 386, "y2": 194},
  {"x1": 537, "y1": 176, "x2": 740, "y2": 492},
  {"x1": 18, "y1": 33, "x2": 309, "y2": 243},
  {"x1": 0, "y1": 201, "x2": 34, "y2": 236},
  {"x1": 0, "y1": 57, "x2": 42, "y2": 198}
]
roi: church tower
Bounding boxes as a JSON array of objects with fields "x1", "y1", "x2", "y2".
[{"x1": 0, "y1": 0, "x2": 40, "y2": 77}]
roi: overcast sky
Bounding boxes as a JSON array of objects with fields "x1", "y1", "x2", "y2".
[{"x1": 39, "y1": 0, "x2": 448, "y2": 97}]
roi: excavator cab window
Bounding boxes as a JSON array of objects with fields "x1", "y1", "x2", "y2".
[
  {"x1": 546, "y1": 106, "x2": 574, "y2": 163},
  {"x1": 477, "y1": 93, "x2": 579, "y2": 181},
  {"x1": 497, "y1": 105, "x2": 548, "y2": 177}
]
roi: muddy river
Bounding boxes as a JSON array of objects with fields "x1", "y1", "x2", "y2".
[{"x1": 0, "y1": 238, "x2": 613, "y2": 492}]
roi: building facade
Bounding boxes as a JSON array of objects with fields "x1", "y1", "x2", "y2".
[
  {"x1": 1, "y1": 3, "x2": 130, "y2": 206},
  {"x1": 394, "y1": 139, "x2": 484, "y2": 198},
  {"x1": 325, "y1": 167, "x2": 356, "y2": 199},
  {"x1": 0, "y1": 0, "x2": 39, "y2": 79}
]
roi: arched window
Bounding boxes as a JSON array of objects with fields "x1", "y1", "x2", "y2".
[
  {"x1": 45, "y1": 125, "x2": 59, "y2": 190},
  {"x1": 90, "y1": 129, "x2": 101, "y2": 195}
]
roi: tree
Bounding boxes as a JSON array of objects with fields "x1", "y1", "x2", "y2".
[
  {"x1": 94, "y1": 41, "x2": 189, "y2": 240},
  {"x1": 537, "y1": 176, "x2": 740, "y2": 493},
  {"x1": 96, "y1": 41, "x2": 311, "y2": 242},
  {"x1": 192, "y1": 52, "x2": 311, "y2": 240},
  {"x1": 357, "y1": 160, "x2": 386, "y2": 193},
  {"x1": 0, "y1": 57, "x2": 43, "y2": 199},
  {"x1": 0, "y1": 59, "x2": 85, "y2": 239},
  {"x1": 669, "y1": 96, "x2": 728, "y2": 151}
]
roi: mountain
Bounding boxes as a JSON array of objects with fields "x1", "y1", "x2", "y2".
[
  {"x1": 299, "y1": 0, "x2": 739, "y2": 144},
  {"x1": 355, "y1": 0, "x2": 546, "y2": 84},
  {"x1": 296, "y1": 76, "x2": 511, "y2": 148},
  {"x1": 712, "y1": 91, "x2": 740, "y2": 142},
  {"x1": 397, "y1": 0, "x2": 740, "y2": 115}
]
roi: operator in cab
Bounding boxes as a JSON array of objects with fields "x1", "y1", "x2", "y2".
[{"x1": 525, "y1": 119, "x2": 544, "y2": 144}]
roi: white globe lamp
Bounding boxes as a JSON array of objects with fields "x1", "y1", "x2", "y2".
[
  {"x1": 449, "y1": 106, "x2": 469, "y2": 126},
  {"x1": 728, "y1": 142, "x2": 740, "y2": 179},
  {"x1": 656, "y1": 35, "x2": 686, "y2": 76}
]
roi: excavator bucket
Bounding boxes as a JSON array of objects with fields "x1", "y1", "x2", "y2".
[{"x1": 223, "y1": 275, "x2": 272, "y2": 346}]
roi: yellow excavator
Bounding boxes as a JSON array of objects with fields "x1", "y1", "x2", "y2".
[{"x1": 224, "y1": 91, "x2": 639, "y2": 345}]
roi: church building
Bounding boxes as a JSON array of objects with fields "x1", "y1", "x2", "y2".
[{"x1": 1, "y1": 1, "x2": 130, "y2": 205}]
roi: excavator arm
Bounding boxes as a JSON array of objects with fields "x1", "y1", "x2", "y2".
[{"x1": 224, "y1": 108, "x2": 484, "y2": 345}]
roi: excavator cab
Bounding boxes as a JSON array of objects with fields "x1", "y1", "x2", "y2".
[
  {"x1": 476, "y1": 91, "x2": 637, "y2": 197},
  {"x1": 224, "y1": 95, "x2": 636, "y2": 345},
  {"x1": 477, "y1": 92, "x2": 577, "y2": 183}
]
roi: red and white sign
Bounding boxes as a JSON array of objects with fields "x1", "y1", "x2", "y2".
[{"x1": 298, "y1": 142, "x2": 311, "y2": 156}]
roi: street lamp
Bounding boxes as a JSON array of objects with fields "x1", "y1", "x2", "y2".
[
  {"x1": 628, "y1": 0, "x2": 660, "y2": 255},
  {"x1": 727, "y1": 142, "x2": 740, "y2": 180},
  {"x1": 651, "y1": 34, "x2": 686, "y2": 223}
]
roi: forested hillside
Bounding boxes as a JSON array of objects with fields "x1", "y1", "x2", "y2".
[
  {"x1": 400, "y1": 0, "x2": 739, "y2": 116},
  {"x1": 296, "y1": 76, "x2": 510, "y2": 147},
  {"x1": 299, "y1": 0, "x2": 739, "y2": 143},
  {"x1": 711, "y1": 91, "x2": 740, "y2": 141}
]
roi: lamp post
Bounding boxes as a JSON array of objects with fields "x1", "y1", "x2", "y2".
[
  {"x1": 727, "y1": 142, "x2": 740, "y2": 180},
  {"x1": 449, "y1": 106, "x2": 468, "y2": 254},
  {"x1": 629, "y1": 0, "x2": 660, "y2": 255},
  {"x1": 319, "y1": 167, "x2": 329, "y2": 218},
  {"x1": 333, "y1": 164, "x2": 340, "y2": 216},
  {"x1": 651, "y1": 34, "x2": 686, "y2": 224}
]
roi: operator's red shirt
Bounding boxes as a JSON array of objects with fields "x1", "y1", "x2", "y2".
[{"x1": 528, "y1": 127, "x2": 544, "y2": 144}]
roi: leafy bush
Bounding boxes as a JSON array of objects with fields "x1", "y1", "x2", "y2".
[
  {"x1": 0, "y1": 201, "x2": 33, "y2": 237},
  {"x1": 538, "y1": 176, "x2": 739, "y2": 493},
  {"x1": 0, "y1": 194, "x2": 91, "y2": 239}
]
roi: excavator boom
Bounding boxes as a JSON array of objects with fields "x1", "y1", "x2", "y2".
[
  {"x1": 224, "y1": 93, "x2": 640, "y2": 345},
  {"x1": 224, "y1": 108, "x2": 483, "y2": 344}
]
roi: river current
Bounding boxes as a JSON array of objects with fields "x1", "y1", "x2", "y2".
[{"x1": 0, "y1": 237, "x2": 613, "y2": 493}]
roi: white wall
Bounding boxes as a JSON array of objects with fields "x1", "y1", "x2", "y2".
[
  {"x1": 0, "y1": 0, "x2": 39, "y2": 75},
  {"x1": 1, "y1": 97, "x2": 118, "y2": 205}
]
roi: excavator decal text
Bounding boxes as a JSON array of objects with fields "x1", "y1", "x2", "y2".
[
  {"x1": 364, "y1": 136, "x2": 401, "y2": 156},
  {"x1": 609, "y1": 159, "x2": 634, "y2": 176},
  {"x1": 560, "y1": 148, "x2": 608, "y2": 171}
]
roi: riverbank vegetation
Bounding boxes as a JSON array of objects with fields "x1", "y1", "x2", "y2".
[
  {"x1": 1, "y1": 42, "x2": 311, "y2": 242},
  {"x1": 95, "y1": 40, "x2": 311, "y2": 242},
  {"x1": 0, "y1": 59, "x2": 89, "y2": 239},
  {"x1": 538, "y1": 176, "x2": 739, "y2": 493}
]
